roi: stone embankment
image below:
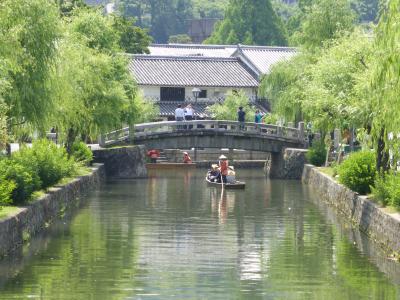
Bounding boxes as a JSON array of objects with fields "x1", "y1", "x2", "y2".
[
  {"x1": 0, "y1": 164, "x2": 105, "y2": 257},
  {"x1": 302, "y1": 164, "x2": 400, "y2": 256},
  {"x1": 93, "y1": 145, "x2": 147, "y2": 178}
]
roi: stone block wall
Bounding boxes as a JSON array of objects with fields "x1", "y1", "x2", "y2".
[
  {"x1": 302, "y1": 164, "x2": 400, "y2": 256},
  {"x1": 265, "y1": 148, "x2": 308, "y2": 179},
  {"x1": 93, "y1": 145, "x2": 147, "y2": 178},
  {"x1": 0, "y1": 164, "x2": 105, "y2": 257}
]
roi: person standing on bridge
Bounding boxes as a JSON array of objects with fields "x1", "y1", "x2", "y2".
[
  {"x1": 175, "y1": 104, "x2": 185, "y2": 129},
  {"x1": 184, "y1": 104, "x2": 194, "y2": 129},
  {"x1": 237, "y1": 106, "x2": 246, "y2": 130}
]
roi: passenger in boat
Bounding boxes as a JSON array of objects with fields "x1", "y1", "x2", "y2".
[
  {"x1": 147, "y1": 149, "x2": 159, "y2": 163},
  {"x1": 208, "y1": 164, "x2": 221, "y2": 182},
  {"x1": 183, "y1": 151, "x2": 192, "y2": 163},
  {"x1": 219, "y1": 155, "x2": 229, "y2": 183},
  {"x1": 226, "y1": 166, "x2": 236, "y2": 183}
]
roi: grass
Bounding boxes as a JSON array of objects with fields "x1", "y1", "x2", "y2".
[
  {"x1": 0, "y1": 206, "x2": 22, "y2": 219},
  {"x1": 317, "y1": 167, "x2": 336, "y2": 178}
]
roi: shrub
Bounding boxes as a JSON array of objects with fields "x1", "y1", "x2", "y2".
[
  {"x1": 13, "y1": 140, "x2": 75, "y2": 189},
  {"x1": 337, "y1": 151, "x2": 376, "y2": 194},
  {"x1": 0, "y1": 159, "x2": 41, "y2": 204},
  {"x1": 71, "y1": 141, "x2": 93, "y2": 166},
  {"x1": 0, "y1": 179, "x2": 16, "y2": 206},
  {"x1": 306, "y1": 140, "x2": 326, "y2": 166},
  {"x1": 372, "y1": 173, "x2": 400, "y2": 208}
]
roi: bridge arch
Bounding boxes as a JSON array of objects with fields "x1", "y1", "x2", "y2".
[{"x1": 101, "y1": 120, "x2": 306, "y2": 152}]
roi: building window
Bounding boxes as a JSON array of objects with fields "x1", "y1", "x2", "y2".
[
  {"x1": 199, "y1": 89, "x2": 207, "y2": 98},
  {"x1": 160, "y1": 87, "x2": 185, "y2": 101}
]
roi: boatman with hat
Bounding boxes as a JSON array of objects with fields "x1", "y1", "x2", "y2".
[{"x1": 218, "y1": 155, "x2": 229, "y2": 183}]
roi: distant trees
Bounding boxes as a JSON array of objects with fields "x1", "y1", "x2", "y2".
[
  {"x1": 168, "y1": 34, "x2": 193, "y2": 44},
  {"x1": 119, "y1": 0, "x2": 193, "y2": 43},
  {"x1": 290, "y1": 0, "x2": 355, "y2": 49},
  {"x1": 205, "y1": 0, "x2": 287, "y2": 45}
]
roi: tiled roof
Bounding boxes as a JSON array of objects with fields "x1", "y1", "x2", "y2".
[
  {"x1": 148, "y1": 44, "x2": 236, "y2": 57},
  {"x1": 129, "y1": 55, "x2": 259, "y2": 87},
  {"x1": 236, "y1": 46, "x2": 297, "y2": 74},
  {"x1": 148, "y1": 44, "x2": 298, "y2": 75}
]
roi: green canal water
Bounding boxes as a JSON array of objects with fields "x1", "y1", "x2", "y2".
[{"x1": 0, "y1": 169, "x2": 399, "y2": 299}]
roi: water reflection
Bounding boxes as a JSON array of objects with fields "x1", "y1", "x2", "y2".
[{"x1": 0, "y1": 169, "x2": 399, "y2": 299}]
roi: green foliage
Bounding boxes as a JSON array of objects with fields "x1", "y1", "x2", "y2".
[
  {"x1": 0, "y1": 0, "x2": 60, "y2": 131},
  {"x1": 205, "y1": 0, "x2": 287, "y2": 46},
  {"x1": 111, "y1": 16, "x2": 151, "y2": 54},
  {"x1": 56, "y1": 0, "x2": 87, "y2": 16},
  {"x1": 206, "y1": 90, "x2": 255, "y2": 121},
  {"x1": 119, "y1": 0, "x2": 193, "y2": 43},
  {"x1": 372, "y1": 173, "x2": 400, "y2": 208},
  {"x1": 0, "y1": 159, "x2": 41, "y2": 204},
  {"x1": 0, "y1": 102, "x2": 9, "y2": 151},
  {"x1": 0, "y1": 178, "x2": 16, "y2": 206},
  {"x1": 337, "y1": 151, "x2": 376, "y2": 194},
  {"x1": 290, "y1": 0, "x2": 355, "y2": 49},
  {"x1": 168, "y1": 34, "x2": 192, "y2": 44},
  {"x1": 71, "y1": 142, "x2": 93, "y2": 166},
  {"x1": 13, "y1": 140, "x2": 75, "y2": 190},
  {"x1": 121, "y1": 91, "x2": 159, "y2": 125},
  {"x1": 260, "y1": 30, "x2": 373, "y2": 133},
  {"x1": 367, "y1": 0, "x2": 400, "y2": 169},
  {"x1": 306, "y1": 140, "x2": 326, "y2": 166},
  {"x1": 71, "y1": 9, "x2": 119, "y2": 52}
]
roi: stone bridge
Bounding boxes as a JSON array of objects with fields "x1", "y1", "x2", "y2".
[{"x1": 100, "y1": 120, "x2": 306, "y2": 153}]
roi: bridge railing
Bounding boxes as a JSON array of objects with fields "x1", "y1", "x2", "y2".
[{"x1": 99, "y1": 120, "x2": 305, "y2": 147}]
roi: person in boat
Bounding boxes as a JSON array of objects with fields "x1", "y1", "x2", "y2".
[
  {"x1": 147, "y1": 149, "x2": 159, "y2": 163},
  {"x1": 218, "y1": 155, "x2": 229, "y2": 183},
  {"x1": 183, "y1": 151, "x2": 192, "y2": 163},
  {"x1": 226, "y1": 166, "x2": 236, "y2": 184},
  {"x1": 208, "y1": 164, "x2": 221, "y2": 182}
]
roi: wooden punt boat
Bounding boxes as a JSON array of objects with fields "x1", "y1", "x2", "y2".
[
  {"x1": 146, "y1": 163, "x2": 197, "y2": 169},
  {"x1": 205, "y1": 177, "x2": 246, "y2": 189}
]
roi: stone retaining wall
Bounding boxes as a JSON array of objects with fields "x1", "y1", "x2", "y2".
[
  {"x1": 93, "y1": 146, "x2": 147, "y2": 179},
  {"x1": 0, "y1": 164, "x2": 105, "y2": 257},
  {"x1": 265, "y1": 148, "x2": 308, "y2": 179},
  {"x1": 302, "y1": 164, "x2": 400, "y2": 256}
]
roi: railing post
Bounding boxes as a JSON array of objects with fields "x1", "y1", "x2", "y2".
[
  {"x1": 129, "y1": 124, "x2": 135, "y2": 143},
  {"x1": 298, "y1": 122, "x2": 305, "y2": 142},
  {"x1": 98, "y1": 134, "x2": 105, "y2": 147}
]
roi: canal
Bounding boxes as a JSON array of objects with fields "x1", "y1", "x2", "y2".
[{"x1": 0, "y1": 169, "x2": 399, "y2": 299}]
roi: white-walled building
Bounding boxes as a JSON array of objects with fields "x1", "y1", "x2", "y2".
[{"x1": 128, "y1": 44, "x2": 297, "y2": 119}]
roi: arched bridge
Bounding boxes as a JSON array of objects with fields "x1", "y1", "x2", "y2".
[{"x1": 100, "y1": 120, "x2": 306, "y2": 153}]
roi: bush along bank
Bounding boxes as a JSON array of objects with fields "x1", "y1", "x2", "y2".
[
  {"x1": 0, "y1": 139, "x2": 104, "y2": 256},
  {"x1": 0, "y1": 139, "x2": 93, "y2": 208}
]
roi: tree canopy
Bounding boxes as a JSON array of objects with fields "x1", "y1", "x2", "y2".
[
  {"x1": 205, "y1": 0, "x2": 288, "y2": 45},
  {"x1": 0, "y1": 0, "x2": 155, "y2": 152}
]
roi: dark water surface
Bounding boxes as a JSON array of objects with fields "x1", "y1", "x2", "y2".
[{"x1": 0, "y1": 169, "x2": 399, "y2": 299}]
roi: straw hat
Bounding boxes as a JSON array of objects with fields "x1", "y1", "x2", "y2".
[
  {"x1": 219, "y1": 155, "x2": 227, "y2": 160},
  {"x1": 228, "y1": 166, "x2": 234, "y2": 170},
  {"x1": 183, "y1": 151, "x2": 188, "y2": 155},
  {"x1": 211, "y1": 164, "x2": 218, "y2": 169}
]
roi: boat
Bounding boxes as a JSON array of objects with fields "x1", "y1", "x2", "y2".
[
  {"x1": 205, "y1": 176, "x2": 246, "y2": 189},
  {"x1": 146, "y1": 162, "x2": 197, "y2": 169}
]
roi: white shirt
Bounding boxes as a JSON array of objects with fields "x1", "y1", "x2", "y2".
[
  {"x1": 185, "y1": 107, "x2": 194, "y2": 117},
  {"x1": 175, "y1": 107, "x2": 185, "y2": 118}
]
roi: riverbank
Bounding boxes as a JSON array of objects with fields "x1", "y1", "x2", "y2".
[
  {"x1": 302, "y1": 164, "x2": 400, "y2": 258},
  {"x1": 0, "y1": 163, "x2": 105, "y2": 257}
]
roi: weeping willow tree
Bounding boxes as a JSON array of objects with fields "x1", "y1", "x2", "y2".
[
  {"x1": 368, "y1": 0, "x2": 400, "y2": 172},
  {"x1": 206, "y1": 90, "x2": 255, "y2": 122}
]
